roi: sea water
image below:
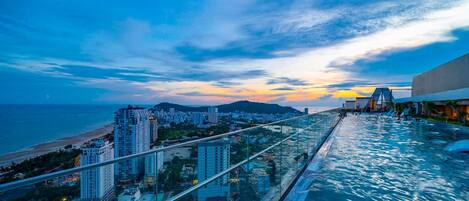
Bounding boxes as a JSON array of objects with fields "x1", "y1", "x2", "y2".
[{"x1": 0, "y1": 104, "x2": 124, "y2": 155}]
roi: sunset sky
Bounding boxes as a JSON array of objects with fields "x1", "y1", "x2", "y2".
[{"x1": 1, "y1": 0, "x2": 469, "y2": 106}]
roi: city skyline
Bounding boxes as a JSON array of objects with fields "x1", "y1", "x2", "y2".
[{"x1": 2, "y1": 0, "x2": 469, "y2": 107}]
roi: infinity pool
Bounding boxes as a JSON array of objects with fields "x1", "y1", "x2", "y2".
[{"x1": 304, "y1": 114, "x2": 468, "y2": 200}]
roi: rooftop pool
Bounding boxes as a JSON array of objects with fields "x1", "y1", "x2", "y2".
[{"x1": 294, "y1": 114, "x2": 468, "y2": 201}]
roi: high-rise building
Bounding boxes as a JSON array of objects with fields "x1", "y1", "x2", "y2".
[
  {"x1": 304, "y1": 108, "x2": 309, "y2": 114},
  {"x1": 191, "y1": 112, "x2": 205, "y2": 126},
  {"x1": 80, "y1": 139, "x2": 114, "y2": 201},
  {"x1": 207, "y1": 107, "x2": 218, "y2": 124},
  {"x1": 149, "y1": 114, "x2": 158, "y2": 143},
  {"x1": 114, "y1": 105, "x2": 151, "y2": 182},
  {"x1": 197, "y1": 139, "x2": 230, "y2": 201}
]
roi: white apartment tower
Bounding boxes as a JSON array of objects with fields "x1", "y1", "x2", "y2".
[{"x1": 80, "y1": 139, "x2": 114, "y2": 201}]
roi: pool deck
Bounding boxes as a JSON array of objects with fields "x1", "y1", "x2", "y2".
[
  {"x1": 283, "y1": 117, "x2": 343, "y2": 201},
  {"x1": 283, "y1": 113, "x2": 469, "y2": 201}
]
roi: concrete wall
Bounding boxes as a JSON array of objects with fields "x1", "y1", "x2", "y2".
[{"x1": 412, "y1": 53, "x2": 469, "y2": 96}]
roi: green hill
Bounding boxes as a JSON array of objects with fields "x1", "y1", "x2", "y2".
[{"x1": 154, "y1": 100, "x2": 300, "y2": 114}]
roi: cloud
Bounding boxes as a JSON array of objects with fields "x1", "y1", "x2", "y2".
[
  {"x1": 175, "y1": 69, "x2": 268, "y2": 82},
  {"x1": 171, "y1": 1, "x2": 454, "y2": 63},
  {"x1": 177, "y1": 91, "x2": 240, "y2": 98},
  {"x1": 175, "y1": 87, "x2": 284, "y2": 103},
  {"x1": 267, "y1": 77, "x2": 308, "y2": 86},
  {"x1": 81, "y1": 18, "x2": 172, "y2": 63},
  {"x1": 48, "y1": 64, "x2": 172, "y2": 82},
  {"x1": 41, "y1": 63, "x2": 268, "y2": 84},
  {"x1": 213, "y1": 81, "x2": 242, "y2": 88},
  {"x1": 1, "y1": 0, "x2": 469, "y2": 105},
  {"x1": 327, "y1": 80, "x2": 411, "y2": 90},
  {"x1": 272, "y1": 87, "x2": 295, "y2": 91},
  {"x1": 321, "y1": 1, "x2": 469, "y2": 69},
  {"x1": 211, "y1": 0, "x2": 469, "y2": 90}
]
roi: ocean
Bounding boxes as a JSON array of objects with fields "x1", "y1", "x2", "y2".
[{"x1": 0, "y1": 105, "x2": 125, "y2": 155}]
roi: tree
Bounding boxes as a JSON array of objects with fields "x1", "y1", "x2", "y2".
[
  {"x1": 423, "y1": 101, "x2": 436, "y2": 116},
  {"x1": 446, "y1": 100, "x2": 465, "y2": 123}
]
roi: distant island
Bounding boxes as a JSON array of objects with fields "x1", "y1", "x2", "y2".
[{"x1": 154, "y1": 100, "x2": 301, "y2": 114}]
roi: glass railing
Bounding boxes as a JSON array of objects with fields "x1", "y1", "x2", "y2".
[{"x1": 0, "y1": 110, "x2": 341, "y2": 201}]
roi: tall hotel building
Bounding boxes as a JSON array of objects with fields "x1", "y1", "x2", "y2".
[
  {"x1": 114, "y1": 106, "x2": 151, "y2": 182},
  {"x1": 80, "y1": 139, "x2": 114, "y2": 201},
  {"x1": 197, "y1": 139, "x2": 230, "y2": 201}
]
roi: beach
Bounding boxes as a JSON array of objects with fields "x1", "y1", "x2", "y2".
[{"x1": 0, "y1": 124, "x2": 113, "y2": 167}]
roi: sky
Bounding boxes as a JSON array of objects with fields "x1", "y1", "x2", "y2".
[{"x1": 1, "y1": 0, "x2": 469, "y2": 107}]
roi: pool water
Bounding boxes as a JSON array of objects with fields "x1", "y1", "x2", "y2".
[{"x1": 306, "y1": 114, "x2": 468, "y2": 201}]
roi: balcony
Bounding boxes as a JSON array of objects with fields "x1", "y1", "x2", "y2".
[{"x1": 0, "y1": 110, "x2": 341, "y2": 201}]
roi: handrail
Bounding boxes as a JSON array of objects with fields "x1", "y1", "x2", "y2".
[
  {"x1": 168, "y1": 132, "x2": 299, "y2": 201},
  {"x1": 279, "y1": 115, "x2": 343, "y2": 201},
  {"x1": 170, "y1": 114, "x2": 341, "y2": 201},
  {"x1": 0, "y1": 111, "x2": 333, "y2": 192}
]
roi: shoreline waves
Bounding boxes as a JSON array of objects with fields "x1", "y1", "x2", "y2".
[{"x1": 0, "y1": 124, "x2": 113, "y2": 167}]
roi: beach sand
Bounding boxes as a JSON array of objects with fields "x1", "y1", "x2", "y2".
[{"x1": 0, "y1": 124, "x2": 114, "y2": 167}]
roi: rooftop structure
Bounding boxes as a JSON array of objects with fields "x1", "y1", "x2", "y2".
[
  {"x1": 343, "y1": 101, "x2": 356, "y2": 111},
  {"x1": 355, "y1": 97, "x2": 371, "y2": 111},
  {"x1": 369, "y1": 87, "x2": 394, "y2": 111},
  {"x1": 342, "y1": 88, "x2": 395, "y2": 112},
  {"x1": 396, "y1": 53, "x2": 469, "y2": 122},
  {"x1": 412, "y1": 53, "x2": 469, "y2": 96}
]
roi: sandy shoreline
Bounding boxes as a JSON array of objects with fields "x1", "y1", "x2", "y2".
[{"x1": 0, "y1": 124, "x2": 114, "y2": 167}]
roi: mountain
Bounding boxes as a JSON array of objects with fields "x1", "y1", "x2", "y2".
[
  {"x1": 154, "y1": 100, "x2": 301, "y2": 114},
  {"x1": 154, "y1": 102, "x2": 206, "y2": 112},
  {"x1": 217, "y1": 100, "x2": 301, "y2": 114}
]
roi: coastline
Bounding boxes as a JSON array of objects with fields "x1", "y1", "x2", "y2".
[{"x1": 0, "y1": 124, "x2": 114, "y2": 167}]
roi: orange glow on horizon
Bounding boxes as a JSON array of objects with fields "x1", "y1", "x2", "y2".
[
  {"x1": 332, "y1": 90, "x2": 360, "y2": 98},
  {"x1": 146, "y1": 80, "x2": 406, "y2": 104}
]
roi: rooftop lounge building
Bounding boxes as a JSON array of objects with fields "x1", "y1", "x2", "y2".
[
  {"x1": 342, "y1": 88, "x2": 394, "y2": 112},
  {"x1": 396, "y1": 53, "x2": 469, "y2": 122}
]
